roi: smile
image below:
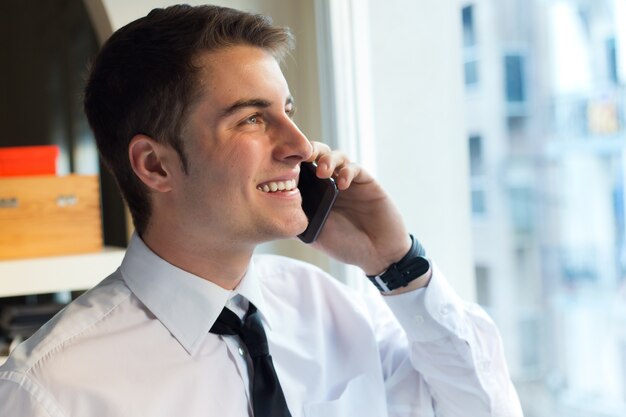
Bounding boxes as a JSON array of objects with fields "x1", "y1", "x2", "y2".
[{"x1": 257, "y1": 179, "x2": 297, "y2": 193}]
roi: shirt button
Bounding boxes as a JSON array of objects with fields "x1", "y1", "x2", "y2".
[
  {"x1": 238, "y1": 346, "x2": 246, "y2": 356},
  {"x1": 414, "y1": 314, "x2": 424, "y2": 324},
  {"x1": 440, "y1": 304, "x2": 452, "y2": 316}
]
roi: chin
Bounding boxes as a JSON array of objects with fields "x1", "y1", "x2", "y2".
[
  {"x1": 279, "y1": 223, "x2": 308, "y2": 240},
  {"x1": 252, "y1": 208, "x2": 308, "y2": 242},
  {"x1": 271, "y1": 217, "x2": 308, "y2": 240},
  {"x1": 292, "y1": 214, "x2": 309, "y2": 235}
]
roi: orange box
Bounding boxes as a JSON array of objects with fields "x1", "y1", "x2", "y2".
[
  {"x1": 0, "y1": 175, "x2": 103, "y2": 260},
  {"x1": 0, "y1": 145, "x2": 59, "y2": 177}
]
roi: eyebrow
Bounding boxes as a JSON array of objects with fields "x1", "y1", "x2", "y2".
[{"x1": 220, "y1": 96, "x2": 295, "y2": 118}]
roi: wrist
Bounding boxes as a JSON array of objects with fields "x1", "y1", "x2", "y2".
[
  {"x1": 382, "y1": 267, "x2": 431, "y2": 295},
  {"x1": 362, "y1": 235, "x2": 412, "y2": 276},
  {"x1": 366, "y1": 234, "x2": 430, "y2": 293}
]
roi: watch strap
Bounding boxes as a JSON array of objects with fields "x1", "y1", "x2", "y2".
[{"x1": 367, "y1": 234, "x2": 430, "y2": 292}]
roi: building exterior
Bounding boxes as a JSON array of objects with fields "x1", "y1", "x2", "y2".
[{"x1": 459, "y1": 0, "x2": 626, "y2": 415}]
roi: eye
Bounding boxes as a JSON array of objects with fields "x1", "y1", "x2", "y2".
[
  {"x1": 242, "y1": 113, "x2": 262, "y2": 125},
  {"x1": 286, "y1": 106, "x2": 296, "y2": 119}
]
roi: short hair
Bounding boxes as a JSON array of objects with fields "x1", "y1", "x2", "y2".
[{"x1": 84, "y1": 4, "x2": 294, "y2": 235}]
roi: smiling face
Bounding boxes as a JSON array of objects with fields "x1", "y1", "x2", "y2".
[{"x1": 168, "y1": 45, "x2": 313, "y2": 247}]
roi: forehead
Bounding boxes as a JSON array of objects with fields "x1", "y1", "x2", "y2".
[{"x1": 194, "y1": 46, "x2": 291, "y2": 105}]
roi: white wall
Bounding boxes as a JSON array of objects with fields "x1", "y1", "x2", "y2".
[{"x1": 367, "y1": 0, "x2": 475, "y2": 298}]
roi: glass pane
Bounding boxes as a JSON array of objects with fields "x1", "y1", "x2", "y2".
[
  {"x1": 461, "y1": 0, "x2": 626, "y2": 415},
  {"x1": 471, "y1": 189, "x2": 486, "y2": 215},
  {"x1": 505, "y1": 54, "x2": 525, "y2": 102},
  {"x1": 462, "y1": 5, "x2": 476, "y2": 48},
  {"x1": 469, "y1": 135, "x2": 483, "y2": 176},
  {"x1": 607, "y1": 37, "x2": 618, "y2": 84},
  {"x1": 465, "y1": 60, "x2": 479, "y2": 86},
  {"x1": 475, "y1": 265, "x2": 491, "y2": 307}
]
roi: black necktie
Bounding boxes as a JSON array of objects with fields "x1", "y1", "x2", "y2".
[{"x1": 210, "y1": 303, "x2": 292, "y2": 417}]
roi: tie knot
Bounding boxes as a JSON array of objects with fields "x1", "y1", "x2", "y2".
[{"x1": 210, "y1": 303, "x2": 269, "y2": 357}]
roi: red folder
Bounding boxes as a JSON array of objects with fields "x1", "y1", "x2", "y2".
[{"x1": 0, "y1": 145, "x2": 59, "y2": 177}]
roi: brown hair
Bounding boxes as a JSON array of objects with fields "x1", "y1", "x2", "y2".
[{"x1": 84, "y1": 5, "x2": 294, "y2": 234}]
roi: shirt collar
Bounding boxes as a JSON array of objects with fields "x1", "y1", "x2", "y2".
[
  {"x1": 120, "y1": 233, "x2": 271, "y2": 355},
  {"x1": 234, "y1": 262, "x2": 273, "y2": 331}
]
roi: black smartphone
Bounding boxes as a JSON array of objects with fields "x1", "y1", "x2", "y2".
[{"x1": 297, "y1": 161, "x2": 339, "y2": 243}]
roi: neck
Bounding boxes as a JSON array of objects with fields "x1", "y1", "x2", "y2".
[{"x1": 141, "y1": 226, "x2": 255, "y2": 290}]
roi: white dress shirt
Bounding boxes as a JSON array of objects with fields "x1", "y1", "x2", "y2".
[{"x1": 0, "y1": 234, "x2": 523, "y2": 416}]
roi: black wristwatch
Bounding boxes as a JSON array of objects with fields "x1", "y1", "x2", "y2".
[{"x1": 367, "y1": 234, "x2": 430, "y2": 293}]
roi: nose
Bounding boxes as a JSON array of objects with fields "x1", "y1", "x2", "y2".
[{"x1": 272, "y1": 117, "x2": 313, "y2": 163}]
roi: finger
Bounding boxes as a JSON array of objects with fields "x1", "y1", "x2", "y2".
[
  {"x1": 317, "y1": 151, "x2": 350, "y2": 178},
  {"x1": 306, "y1": 141, "x2": 332, "y2": 163},
  {"x1": 335, "y1": 162, "x2": 361, "y2": 190}
]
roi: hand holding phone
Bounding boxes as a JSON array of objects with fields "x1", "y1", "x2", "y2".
[{"x1": 297, "y1": 162, "x2": 339, "y2": 243}]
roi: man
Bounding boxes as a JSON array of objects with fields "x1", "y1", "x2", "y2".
[{"x1": 0, "y1": 5, "x2": 523, "y2": 417}]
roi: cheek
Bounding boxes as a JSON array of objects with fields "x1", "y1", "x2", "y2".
[
  {"x1": 220, "y1": 144, "x2": 263, "y2": 178},
  {"x1": 191, "y1": 154, "x2": 256, "y2": 200},
  {"x1": 187, "y1": 132, "x2": 265, "y2": 188},
  {"x1": 217, "y1": 154, "x2": 252, "y2": 189}
]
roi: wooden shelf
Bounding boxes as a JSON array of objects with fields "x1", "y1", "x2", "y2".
[{"x1": 0, "y1": 248, "x2": 125, "y2": 298}]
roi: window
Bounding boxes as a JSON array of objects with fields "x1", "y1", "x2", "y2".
[
  {"x1": 462, "y1": 6, "x2": 476, "y2": 48},
  {"x1": 322, "y1": 1, "x2": 626, "y2": 414},
  {"x1": 464, "y1": 60, "x2": 479, "y2": 86},
  {"x1": 475, "y1": 265, "x2": 491, "y2": 307},
  {"x1": 519, "y1": 315, "x2": 541, "y2": 370},
  {"x1": 471, "y1": 189, "x2": 486, "y2": 215},
  {"x1": 469, "y1": 135, "x2": 486, "y2": 216},
  {"x1": 504, "y1": 53, "x2": 526, "y2": 103},
  {"x1": 462, "y1": 5, "x2": 479, "y2": 87},
  {"x1": 469, "y1": 135, "x2": 483, "y2": 176},
  {"x1": 508, "y1": 187, "x2": 534, "y2": 233},
  {"x1": 607, "y1": 37, "x2": 618, "y2": 84},
  {"x1": 462, "y1": 1, "x2": 626, "y2": 415}
]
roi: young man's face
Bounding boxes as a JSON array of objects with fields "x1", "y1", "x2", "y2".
[{"x1": 171, "y1": 45, "x2": 312, "y2": 245}]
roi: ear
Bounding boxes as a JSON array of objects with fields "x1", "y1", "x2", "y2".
[{"x1": 128, "y1": 134, "x2": 177, "y2": 193}]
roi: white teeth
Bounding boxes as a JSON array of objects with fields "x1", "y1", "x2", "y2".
[{"x1": 257, "y1": 179, "x2": 297, "y2": 193}]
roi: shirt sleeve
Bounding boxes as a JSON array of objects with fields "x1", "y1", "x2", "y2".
[
  {"x1": 371, "y1": 263, "x2": 524, "y2": 417},
  {"x1": 0, "y1": 371, "x2": 63, "y2": 417}
]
